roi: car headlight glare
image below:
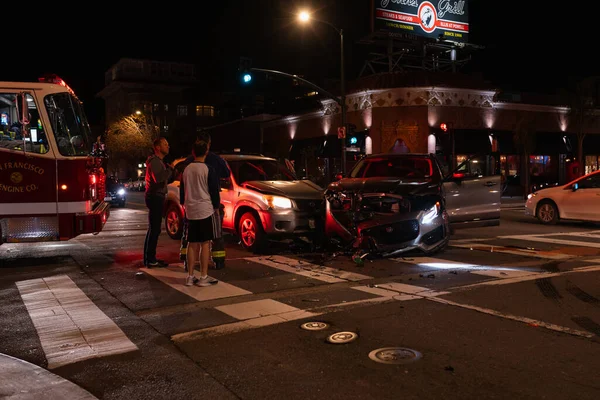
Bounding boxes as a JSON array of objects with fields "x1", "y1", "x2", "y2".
[
  {"x1": 527, "y1": 193, "x2": 537, "y2": 200},
  {"x1": 263, "y1": 195, "x2": 292, "y2": 209},
  {"x1": 421, "y1": 201, "x2": 441, "y2": 224},
  {"x1": 117, "y1": 188, "x2": 125, "y2": 196}
]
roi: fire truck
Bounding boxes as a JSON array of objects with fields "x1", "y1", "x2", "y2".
[{"x1": 0, "y1": 75, "x2": 110, "y2": 244}]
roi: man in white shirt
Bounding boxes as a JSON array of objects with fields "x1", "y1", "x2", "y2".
[{"x1": 180, "y1": 140, "x2": 221, "y2": 286}]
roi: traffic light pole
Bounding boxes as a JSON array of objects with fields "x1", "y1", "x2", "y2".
[
  {"x1": 340, "y1": 28, "x2": 347, "y2": 175},
  {"x1": 249, "y1": 68, "x2": 340, "y2": 106},
  {"x1": 249, "y1": 67, "x2": 347, "y2": 174}
]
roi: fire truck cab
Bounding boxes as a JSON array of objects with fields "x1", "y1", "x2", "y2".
[{"x1": 0, "y1": 75, "x2": 110, "y2": 244}]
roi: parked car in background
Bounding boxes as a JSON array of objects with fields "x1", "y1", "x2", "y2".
[
  {"x1": 164, "y1": 154, "x2": 324, "y2": 252},
  {"x1": 325, "y1": 153, "x2": 501, "y2": 256},
  {"x1": 120, "y1": 178, "x2": 134, "y2": 190},
  {"x1": 105, "y1": 177, "x2": 127, "y2": 208},
  {"x1": 525, "y1": 170, "x2": 600, "y2": 224},
  {"x1": 131, "y1": 174, "x2": 146, "y2": 192}
]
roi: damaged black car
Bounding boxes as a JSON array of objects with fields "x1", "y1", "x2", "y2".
[{"x1": 324, "y1": 153, "x2": 501, "y2": 257}]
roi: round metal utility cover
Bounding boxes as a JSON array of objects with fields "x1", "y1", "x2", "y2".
[
  {"x1": 326, "y1": 331, "x2": 358, "y2": 344},
  {"x1": 368, "y1": 347, "x2": 422, "y2": 364},
  {"x1": 300, "y1": 322, "x2": 329, "y2": 331}
]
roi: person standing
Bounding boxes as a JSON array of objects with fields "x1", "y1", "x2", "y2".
[
  {"x1": 179, "y1": 131, "x2": 229, "y2": 271},
  {"x1": 180, "y1": 140, "x2": 220, "y2": 286},
  {"x1": 144, "y1": 137, "x2": 173, "y2": 268}
]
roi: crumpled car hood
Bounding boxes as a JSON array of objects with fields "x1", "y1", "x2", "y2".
[
  {"x1": 243, "y1": 180, "x2": 323, "y2": 199},
  {"x1": 328, "y1": 177, "x2": 438, "y2": 196}
]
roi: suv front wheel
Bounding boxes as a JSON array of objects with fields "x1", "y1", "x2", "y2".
[
  {"x1": 238, "y1": 211, "x2": 266, "y2": 253},
  {"x1": 165, "y1": 203, "x2": 184, "y2": 240}
]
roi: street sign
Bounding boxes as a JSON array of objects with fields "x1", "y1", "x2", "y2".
[{"x1": 337, "y1": 126, "x2": 346, "y2": 139}]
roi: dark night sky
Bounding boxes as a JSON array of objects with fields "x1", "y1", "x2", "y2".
[{"x1": 4, "y1": 1, "x2": 596, "y2": 125}]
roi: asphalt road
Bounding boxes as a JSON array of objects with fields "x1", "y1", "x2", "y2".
[{"x1": 1, "y1": 191, "x2": 599, "y2": 400}]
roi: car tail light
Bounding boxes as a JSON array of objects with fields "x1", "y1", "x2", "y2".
[{"x1": 89, "y1": 174, "x2": 97, "y2": 200}]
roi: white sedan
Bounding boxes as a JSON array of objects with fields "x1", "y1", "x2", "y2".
[{"x1": 525, "y1": 170, "x2": 600, "y2": 224}]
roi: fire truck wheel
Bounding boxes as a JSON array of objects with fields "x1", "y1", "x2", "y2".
[{"x1": 165, "y1": 203, "x2": 184, "y2": 240}]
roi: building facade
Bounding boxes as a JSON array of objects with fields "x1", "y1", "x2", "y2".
[{"x1": 259, "y1": 73, "x2": 600, "y2": 194}]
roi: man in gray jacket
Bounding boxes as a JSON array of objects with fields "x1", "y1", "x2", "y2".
[{"x1": 144, "y1": 137, "x2": 173, "y2": 268}]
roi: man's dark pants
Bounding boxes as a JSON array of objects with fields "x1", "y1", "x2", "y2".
[{"x1": 144, "y1": 194, "x2": 165, "y2": 265}]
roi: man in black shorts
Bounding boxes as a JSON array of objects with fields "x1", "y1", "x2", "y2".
[{"x1": 180, "y1": 140, "x2": 221, "y2": 286}]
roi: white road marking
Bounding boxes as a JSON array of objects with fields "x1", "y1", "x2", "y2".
[
  {"x1": 470, "y1": 270, "x2": 541, "y2": 279},
  {"x1": 393, "y1": 256, "x2": 537, "y2": 274},
  {"x1": 140, "y1": 266, "x2": 251, "y2": 301},
  {"x1": 246, "y1": 255, "x2": 372, "y2": 283},
  {"x1": 16, "y1": 275, "x2": 138, "y2": 369},
  {"x1": 172, "y1": 309, "x2": 322, "y2": 342},
  {"x1": 427, "y1": 297, "x2": 594, "y2": 339},
  {"x1": 499, "y1": 232, "x2": 600, "y2": 248},
  {"x1": 454, "y1": 265, "x2": 600, "y2": 290},
  {"x1": 215, "y1": 299, "x2": 300, "y2": 320},
  {"x1": 449, "y1": 243, "x2": 573, "y2": 260}
]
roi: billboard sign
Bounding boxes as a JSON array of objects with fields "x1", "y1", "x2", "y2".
[{"x1": 374, "y1": 0, "x2": 469, "y2": 43}]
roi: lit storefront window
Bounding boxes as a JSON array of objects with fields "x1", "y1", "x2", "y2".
[{"x1": 585, "y1": 155, "x2": 600, "y2": 174}]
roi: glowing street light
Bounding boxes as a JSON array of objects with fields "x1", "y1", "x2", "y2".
[
  {"x1": 297, "y1": 10, "x2": 347, "y2": 174},
  {"x1": 298, "y1": 11, "x2": 310, "y2": 23}
]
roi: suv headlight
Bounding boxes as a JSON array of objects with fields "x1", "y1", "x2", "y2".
[
  {"x1": 263, "y1": 195, "x2": 292, "y2": 209},
  {"x1": 117, "y1": 188, "x2": 125, "y2": 196},
  {"x1": 421, "y1": 202, "x2": 441, "y2": 224}
]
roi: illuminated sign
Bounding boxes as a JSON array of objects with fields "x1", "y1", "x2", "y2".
[{"x1": 374, "y1": 0, "x2": 469, "y2": 43}]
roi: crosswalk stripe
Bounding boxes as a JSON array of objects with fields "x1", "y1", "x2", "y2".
[
  {"x1": 449, "y1": 242, "x2": 573, "y2": 260},
  {"x1": 16, "y1": 275, "x2": 138, "y2": 369},
  {"x1": 140, "y1": 266, "x2": 252, "y2": 301},
  {"x1": 393, "y1": 256, "x2": 545, "y2": 280},
  {"x1": 215, "y1": 299, "x2": 301, "y2": 320},
  {"x1": 352, "y1": 282, "x2": 447, "y2": 299},
  {"x1": 246, "y1": 255, "x2": 372, "y2": 283},
  {"x1": 498, "y1": 233, "x2": 600, "y2": 248}
]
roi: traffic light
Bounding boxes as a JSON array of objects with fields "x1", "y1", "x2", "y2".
[
  {"x1": 440, "y1": 123, "x2": 448, "y2": 132},
  {"x1": 349, "y1": 136, "x2": 358, "y2": 145},
  {"x1": 239, "y1": 56, "x2": 253, "y2": 85}
]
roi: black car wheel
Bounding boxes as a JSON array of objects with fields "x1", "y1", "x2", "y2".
[
  {"x1": 165, "y1": 203, "x2": 184, "y2": 240},
  {"x1": 238, "y1": 211, "x2": 266, "y2": 253}
]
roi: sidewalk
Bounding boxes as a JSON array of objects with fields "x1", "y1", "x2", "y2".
[{"x1": 0, "y1": 353, "x2": 97, "y2": 400}]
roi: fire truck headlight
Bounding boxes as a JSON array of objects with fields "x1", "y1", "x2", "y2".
[{"x1": 118, "y1": 189, "x2": 125, "y2": 196}]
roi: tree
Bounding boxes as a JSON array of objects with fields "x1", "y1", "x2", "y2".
[
  {"x1": 564, "y1": 77, "x2": 600, "y2": 177},
  {"x1": 513, "y1": 114, "x2": 536, "y2": 198},
  {"x1": 105, "y1": 114, "x2": 159, "y2": 176}
]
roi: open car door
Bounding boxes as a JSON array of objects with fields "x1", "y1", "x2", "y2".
[{"x1": 443, "y1": 154, "x2": 501, "y2": 228}]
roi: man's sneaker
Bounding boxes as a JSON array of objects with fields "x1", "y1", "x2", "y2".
[
  {"x1": 146, "y1": 260, "x2": 168, "y2": 268},
  {"x1": 194, "y1": 276, "x2": 218, "y2": 287},
  {"x1": 185, "y1": 276, "x2": 195, "y2": 286}
]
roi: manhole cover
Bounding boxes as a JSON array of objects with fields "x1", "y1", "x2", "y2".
[
  {"x1": 368, "y1": 347, "x2": 422, "y2": 364},
  {"x1": 326, "y1": 331, "x2": 358, "y2": 344},
  {"x1": 300, "y1": 322, "x2": 329, "y2": 331}
]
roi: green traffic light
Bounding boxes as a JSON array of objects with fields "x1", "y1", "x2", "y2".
[{"x1": 243, "y1": 73, "x2": 252, "y2": 83}]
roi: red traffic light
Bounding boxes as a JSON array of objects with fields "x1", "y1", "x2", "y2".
[{"x1": 440, "y1": 123, "x2": 448, "y2": 132}]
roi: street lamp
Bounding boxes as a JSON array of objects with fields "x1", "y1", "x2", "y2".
[{"x1": 298, "y1": 10, "x2": 347, "y2": 175}]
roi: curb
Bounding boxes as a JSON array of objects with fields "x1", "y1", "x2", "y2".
[{"x1": 0, "y1": 353, "x2": 98, "y2": 399}]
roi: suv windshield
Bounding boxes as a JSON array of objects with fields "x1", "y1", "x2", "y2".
[
  {"x1": 44, "y1": 93, "x2": 93, "y2": 156},
  {"x1": 350, "y1": 156, "x2": 434, "y2": 179},
  {"x1": 229, "y1": 159, "x2": 296, "y2": 184}
]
